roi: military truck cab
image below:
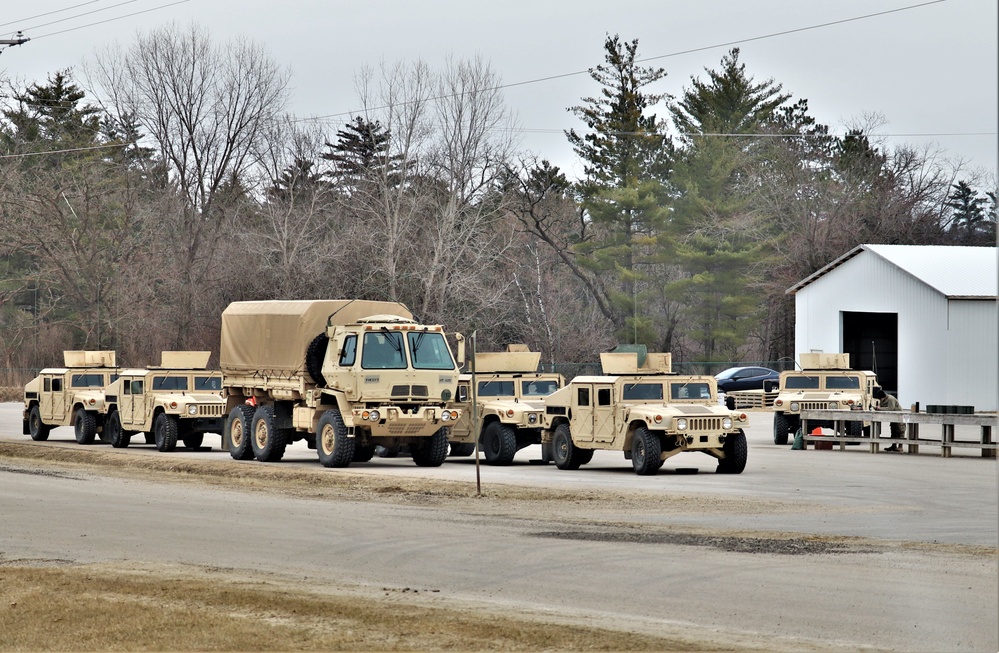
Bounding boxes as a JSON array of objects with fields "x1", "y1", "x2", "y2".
[
  {"x1": 23, "y1": 351, "x2": 118, "y2": 444},
  {"x1": 772, "y1": 353, "x2": 879, "y2": 444},
  {"x1": 542, "y1": 350, "x2": 749, "y2": 476},
  {"x1": 102, "y1": 351, "x2": 225, "y2": 452},
  {"x1": 448, "y1": 345, "x2": 564, "y2": 464}
]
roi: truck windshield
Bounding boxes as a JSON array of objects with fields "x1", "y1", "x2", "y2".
[
  {"x1": 361, "y1": 332, "x2": 406, "y2": 369},
  {"x1": 153, "y1": 376, "x2": 188, "y2": 391},
  {"x1": 478, "y1": 380, "x2": 515, "y2": 397},
  {"x1": 71, "y1": 373, "x2": 106, "y2": 388},
  {"x1": 824, "y1": 375, "x2": 860, "y2": 390},
  {"x1": 622, "y1": 383, "x2": 664, "y2": 400},
  {"x1": 195, "y1": 376, "x2": 222, "y2": 391},
  {"x1": 407, "y1": 332, "x2": 455, "y2": 370},
  {"x1": 522, "y1": 379, "x2": 559, "y2": 396},
  {"x1": 670, "y1": 382, "x2": 712, "y2": 400},
  {"x1": 785, "y1": 376, "x2": 820, "y2": 390}
]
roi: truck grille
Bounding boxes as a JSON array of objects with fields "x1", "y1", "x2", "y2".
[
  {"x1": 391, "y1": 385, "x2": 429, "y2": 398},
  {"x1": 387, "y1": 423, "x2": 431, "y2": 435},
  {"x1": 687, "y1": 417, "x2": 723, "y2": 433},
  {"x1": 196, "y1": 405, "x2": 225, "y2": 417}
]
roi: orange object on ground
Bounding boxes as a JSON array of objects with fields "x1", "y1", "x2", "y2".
[{"x1": 812, "y1": 426, "x2": 833, "y2": 450}]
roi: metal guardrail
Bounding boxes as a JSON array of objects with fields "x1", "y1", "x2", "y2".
[{"x1": 799, "y1": 409, "x2": 997, "y2": 458}]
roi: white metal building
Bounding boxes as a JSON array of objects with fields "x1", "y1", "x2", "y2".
[{"x1": 787, "y1": 244, "x2": 998, "y2": 411}]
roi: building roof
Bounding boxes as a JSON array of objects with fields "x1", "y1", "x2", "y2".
[{"x1": 787, "y1": 244, "x2": 998, "y2": 298}]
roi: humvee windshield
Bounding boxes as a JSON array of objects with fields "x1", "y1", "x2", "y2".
[
  {"x1": 407, "y1": 332, "x2": 455, "y2": 370},
  {"x1": 824, "y1": 375, "x2": 861, "y2": 390},
  {"x1": 522, "y1": 379, "x2": 559, "y2": 397},
  {"x1": 622, "y1": 383, "x2": 664, "y2": 401},
  {"x1": 72, "y1": 373, "x2": 107, "y2": 388},
  {"x1": 478, "y1": 380, "x2": 515, "y2": 397},
  {"x1": 784, "y1": 375, "x2": 820, "y2": 390},
  {"x1": 153, "y1": 376, "x2": 188, "y2": 391},
  {"x1": 361, "y1": 332, "x2": 406, "y2": 369},
  {"x1": 670, "y1": 382, "x2": 712, "y2": 400},
  {"x1": 195, "y1": 376, "x2": 222, "y2": 391}
]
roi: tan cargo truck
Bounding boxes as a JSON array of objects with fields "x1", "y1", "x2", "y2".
[
  {"x1": 102, "y1": 351, "x2": 225, "y2": 452},
  {"x1": 448, "y1": 345, "x2": 564, "y2": 464},
  {"x1": 220, "y1": 300, "x2": 461, "y2": 467},
  {"x1": 771, "y1": 353, "x2": 879, "y2": 444},
  {"x1": 23, "y1": 350, "x2": 119, "y2": 444},
  {"x1": 541, "y1": 350, "x2": 749, "y2": 475}
]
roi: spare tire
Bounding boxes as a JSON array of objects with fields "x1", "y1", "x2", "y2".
[{"x1": 306, "y1": 333, "x2": 328, "y2": 386}]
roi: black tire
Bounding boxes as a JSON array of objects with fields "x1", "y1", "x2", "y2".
[
  {"x1": 631, "y1": 426, "x2": 662, "y2": 476},
  {"x1": 773, "y1": 412, "x2": 790, "y2": 445},
  {"x1": 352, "y1": 444, "x2": 375, "y2": 463},
  {"x1": 183, "y1": 433, "x2": 205, "y2": 450},
  {"x1": 411, "y1": 428, "x2": 449, "y2": 467},
  {"x1": 74, "y1": 408, "x2": 97, "y2": 445},
  {"x1": 847, "y1": 420, "x2": 863, "y2": 437},
  {"x1": 717, "y1": 429, "x2": 748, "y2": 474},
  {"x1": 375, "y1": 444, "x2": 400, "y2": 458},
  {"x1": 552, "y1": 423, "x2": 582, "y2": 470},
  {"x1": 28, "y1": 406, "x2": 50, "y2": 442},
  {"x1": 153, "y1": 413, "x2": 178, "y2": 452},
  {"x1": 225, "y1": 405, "x2": 255, "y2": 460},
  {"x1": 144, "y1": 432, "x2": 156, "y2": 445},
  {"x1": 251, "y1": 405, "x2": 287, "y2": 462},
  {"x1": 305, "y1": 333, "x2": 329, "y2": 386},
  {"x1": 107, "y1": 410, "x2": 130, "y2": 449},
  {"x1": 448, "y1": 442, "x2": 475, "y2": 457},
  {"x1": 317, "y1": 409, "x2": 354, "y2": 467},
  {"x1": 481, "y1": 421, "x2": 517, "y2": 465}
]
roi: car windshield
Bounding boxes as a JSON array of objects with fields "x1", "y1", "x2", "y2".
[
  {"x1": 715, "y1": 368, "x2": 740, "y2": 380},
  {"x1": 406, "y1": 332, "x2": 455, "y2": 370},
  {"x1": 824, "y1": 375, "x2": 860, "y2": 390},
  {"x1": 361, "y1": 332, "x2": 407, "y2": 369},
  {"x1": 71, "y1": 373, "x2": 106, "y2": 388},
  {"x1": 784, "y1": 375, "x2": 820, "y2": 390},
  {"x1": 152, "y1": 376, "x2": 188, "y2": 391},
  {"x1": 522, "y1": 379, "x2": 559, "y2": 396},
  {"x1": 670, "y1": 382, "x2": 712, "y2": 400},
  {"x1": 478, "y1": 380, "x2": 515, "y2": 397},
  {"x1": 622, "y1": 383, "x2": 663, "y2": 401},
  {"x1": 194, "y1": 376, "x2": 222, "y2": 391}
]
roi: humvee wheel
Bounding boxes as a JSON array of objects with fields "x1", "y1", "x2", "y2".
[
  {"x1": 717, "y1": 429, "x2": 748, "y2": 474},
  {"x1": 448, "y1": 442, "x2": 475, "y2": 457},
  {"x1": 225, "y1": 405, "x2": 255, "y2": 460},
  {"x1": 317, "y1": 409, "x2": 354, "y2": 468},
  {"x1": 481, "y1": 421, "x2": 517, "y2": 465},
  {"x1": 144, "y1": 432, "x2": 156, "y2": 445},
  {"x1": 552, "y1": 423, "x2": 583, "y2": 470},
  {"x1": 251, "y1": 405, "x2": 287, "y2": 462},
  {"x1": 411, "y1": 427, "x2": 449, "y2": 467},
  {"x1": 28, "y1": 406, "x2": 50, "y2": 441},
  {"x1": 773, "y1": 412, "x2": 790, "y2": 445},
  {"x1": 107, "y1": 410, "x2": 130, "y2": 448},
  {"x1": 153, "y1": 413, "x2": 179, "y2": 452},
  {"x1": 74, "y1": 408, "x2": 97, "y2": 445},
  {"x1": 183, "y1": 433, "x2": 205, "y2": 450},
  {"x1": 631, "y1": 426, "x2": 662, "y2": 476}
]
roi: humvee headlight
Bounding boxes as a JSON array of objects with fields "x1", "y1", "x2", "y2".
[
  {"x1": 653, "y1": 415, "x2": 663, "y2": 424},
  {"x1": 722, "y1": 417, "x2": 733, "y2": 429},
  {"x1": 676, "y1": 418, "x2": 688, "y2": 431},
  {"x1": 790, "y1": 402, "x2": 800, "y2": 412},
  {"x1": 527, "y1": 413, "x2": 538, "y2": 424},
  {"x1": 368, "y1": 410, "x2": 380, "y2": 422},
  {"x1": 187, "y1": 405, "x2": 198, "y2": 415}
]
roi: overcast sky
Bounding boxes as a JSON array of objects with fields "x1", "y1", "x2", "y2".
[{"x1": 2, "y1": 0, "x2": 996, "y2": 181}]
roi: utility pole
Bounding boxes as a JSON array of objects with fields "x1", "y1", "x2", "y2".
[{"x1": 0, "y1": 31, "x2": 30, "y2": 53}]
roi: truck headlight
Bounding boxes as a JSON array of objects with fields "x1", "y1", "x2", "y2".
[
  {"x1": 187, "y1": 405, "x2": 198, "y2": 415},
  {"x1": 368, "y1": 409, "x2": 380, "y2": 422},
  {"x1": 722, "y1": 417, "x2": 733, "y2": 429},
  {"x1": 790, "y1": 402, "x2": 800, "y2": 412},
  {"x1": 442, "y1": 411, "x2": 453, "y2": 421},
  {"x1": 676, "y1": 418, "x2": 687, "y2": 431},
  {"x1": 527, "y1": 413, "x2": 538, "y2": 424}
]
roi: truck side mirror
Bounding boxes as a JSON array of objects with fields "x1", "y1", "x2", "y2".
[
  {"x1": 454, "y1": 333, "x2": 465, "y2": 367},
  {"x1": 457, "y1": 385, "x2": 468, "y2": 402}
]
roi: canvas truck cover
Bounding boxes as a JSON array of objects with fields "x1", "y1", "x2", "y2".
[{"x1": 220, "y1": 300, "x2": 413, "y2": 375}]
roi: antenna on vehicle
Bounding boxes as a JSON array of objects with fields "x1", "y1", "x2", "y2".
[
  {"x1": 871, "y1": 340, "x2": 877, "y2": 375},
  {"x1": 326, "y1": 299, "x2": 358, "y2": 327}
]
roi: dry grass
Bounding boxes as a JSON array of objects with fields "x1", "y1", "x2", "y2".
[
  {"x1": 0, "y1": 387, "x2": 21, "y2": 402},
  {"x1": 0, "y1": 562, "x2": 715, "y2": 651}
]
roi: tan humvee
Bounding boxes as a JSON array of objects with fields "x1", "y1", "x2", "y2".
[
  {"x1": 220, "y1": 300, "x2": 461, "y2": 467},
  {"x1": 23, "y1": 351, "x2": 118, "y2": 444},
  {"x1": 771, "y1": 353, "x2": 879, "y2": 444},
  {"x1": 541, "y1": 350, "x2": 749, "y2": 475},
  {"x1": 448, "y1": 345, "x2": 564, "y2": 464},
  {"x1": 102, "y1": 351, "x2": 225, "y2": 452}
]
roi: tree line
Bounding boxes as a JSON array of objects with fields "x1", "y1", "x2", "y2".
[{"x1": 1, "y1": 26, "x2": 994, "y2": 382}]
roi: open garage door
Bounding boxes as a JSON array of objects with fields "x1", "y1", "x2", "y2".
[{"x1": 842, "y1": 311, "x2": 897, "y2": 393}]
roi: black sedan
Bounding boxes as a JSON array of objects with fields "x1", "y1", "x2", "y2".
[{"x1": 714, "y1": 366, "x2": 780, "y2": 393}]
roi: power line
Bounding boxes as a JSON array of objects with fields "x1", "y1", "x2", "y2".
[
  {"x1": 0, "y1": 143, "x2": 126, "y2": 159},
  {"x1": 22, "y1": 0, "x2": 145, "y2": 32},
  {"x1": 31, "y1": 0, "x2": 190, "y2": 40},
  {"x1": 0, "y1": 1, "x2": 103, "y2": 29}
]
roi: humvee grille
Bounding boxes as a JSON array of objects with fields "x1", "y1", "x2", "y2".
[
  {"x1": 799, "y1": 401, "x2": 833, "y2": 411},
  {"x1": 195, "y1": 405, "x2": 225, "y2": 417},
  {"x1": 687, "y1": 417, "x2": 723, "y2": 433}
]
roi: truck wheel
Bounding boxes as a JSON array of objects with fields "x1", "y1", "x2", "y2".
[
  {"x1": 411, "y1": 427, "x2": 449, "y2": 467},
  {"x1": 153, "y1": 414, "x2": 179, "y2": 452},
  {"x1": 28, "y1": 406, "x2": 50, "y2": 441},
  {"x1": 107, "y1": 411, "x2": 130, "y2": 448},
  {"x1": 251, "y1": 405, "x2": 287, "y2": 462},
  {"x1": 552, "y1": 423, "x2": 582, "y2": 470},
  {"x1": 352, "y1": 444, "x2": 375, "y2": 463},
  {"x1": 773, "y1": 412, "x2": 790, "y2": 445},
  {"x1": 631, "y1": 426, "x2": 662, "y2": 476},
  {"x1": 318, "y1": 409, "x2": 354, "y2": 467},
  {"x1": 448, "y1": 442, "x2": 475, "y2": 457},
  {"x1": 717, "y1": 429, "x2": 748, "y2": 474},
  {"x1": 183, "y1": 433, "x2": 204, "y2": 450},
  {"x1": 74, "y1": 408, "x2": 97, "y2": 445},
  {"x1": 305, "y1": 333, "x2": 328, "y2": 386},
  {"x1": 481, "y1": 422, "x2": 517, "y2": 465},
  {"x1": 225, "y1": 405, "x2": 255, "y2": 460}
]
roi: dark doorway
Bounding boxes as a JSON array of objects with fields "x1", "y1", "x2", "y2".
[{"x1": 842, "y1": 311, "x2": 898, "y2": 394}]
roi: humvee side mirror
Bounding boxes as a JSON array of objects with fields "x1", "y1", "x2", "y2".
[
  {"x1": 763, "y1": 379, "x2": 776, "y2": 393},
  {"x1": 725, "y1": 396, "x2": 736, "y2": 410}
]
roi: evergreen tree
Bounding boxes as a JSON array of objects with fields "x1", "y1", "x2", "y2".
[
  {"x1": 323, "y1": 116, "x2": 398, "y2": 190},
  {"x1": 944, "y1": 181, "x2": 988, "y2": 244}
]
